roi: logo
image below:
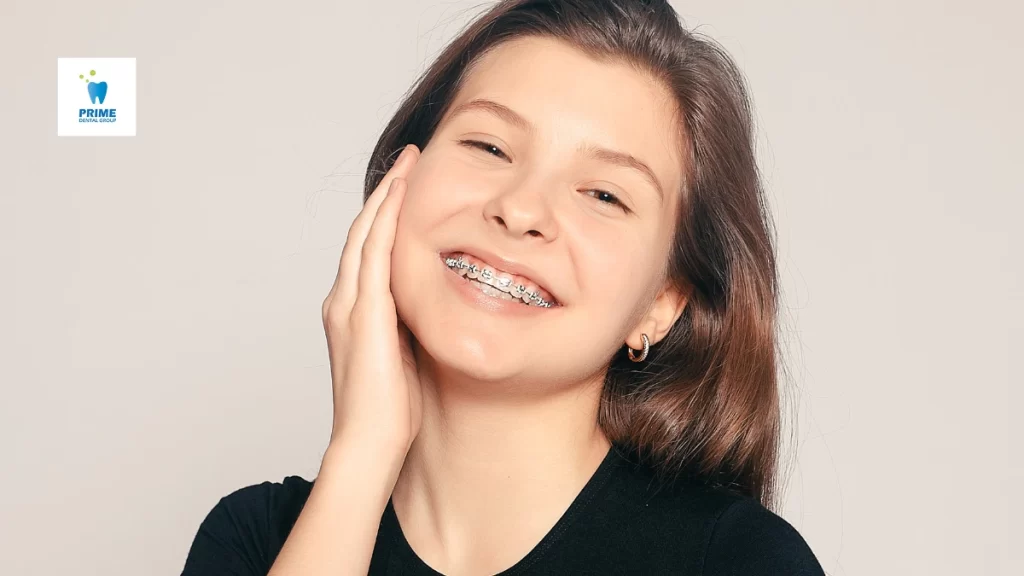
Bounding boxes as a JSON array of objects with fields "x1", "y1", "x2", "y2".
[
  {"x1": 57, "y1": 58, "x2": 136, "y2": 137},
  {"x1": 77, "y1": 69, "x2": 116, "y2": 123},
  {"x1": 81, "y1": 70, "x2": 108, "y2": 104}
]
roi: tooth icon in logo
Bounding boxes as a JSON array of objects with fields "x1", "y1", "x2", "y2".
[{"x1": 88, "y1": 81, "x2": 108, "y2": 105}]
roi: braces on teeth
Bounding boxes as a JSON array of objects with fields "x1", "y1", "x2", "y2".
[{"x1": 444, "y1": 255, "x2": 556, "y2": 308}]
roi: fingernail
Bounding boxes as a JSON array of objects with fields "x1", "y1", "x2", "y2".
[{"x1": 396, "y1": 145, "x2": 412, "y2": 165}]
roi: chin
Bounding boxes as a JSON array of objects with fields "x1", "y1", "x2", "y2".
[{"x1": 399, "y1": 293, "x2": 528, "y2": 382}]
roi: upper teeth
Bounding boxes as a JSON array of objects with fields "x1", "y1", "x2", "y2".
[{"x1": 444, "y1": 255, "x2": 556, "y2": 308}]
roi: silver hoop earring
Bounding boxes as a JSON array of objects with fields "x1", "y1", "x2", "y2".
[{"x1": 627, "y1": 333, "x2": 650, "y2": 363}]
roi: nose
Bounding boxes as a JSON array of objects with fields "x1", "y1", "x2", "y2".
[{"x1": 481, "y1": 178, "x2": 559, "y2": 241}]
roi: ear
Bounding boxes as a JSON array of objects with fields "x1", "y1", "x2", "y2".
[{"x1": 626, "y1": 280, "x2": 690, "y2": 350}]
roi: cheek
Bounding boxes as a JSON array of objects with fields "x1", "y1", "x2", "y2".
[
  {"x1": 389, "y1": 162, "x2": 460, "y2": 255},
  {"x1": 388, "y1": 166, "x2": 460, "y2": 329},
  {"x1": 572, "y1": 224, "x2": 650, "y2": 304},
  {"x1": 396, "y1": 177, "x2": 440, "y2": 234},
  {"x1": 390, "y1": 222, "x2": 416, "y2": 314},
  {"x1": 405, "y1": 152, "x2": 496, "y2": 211},
  {"x1": 390, "y1": 196, "x2": 431, "y2": 324},
  {"x1": 567, "y1": 242, "x2": 656, "y2": 357}
]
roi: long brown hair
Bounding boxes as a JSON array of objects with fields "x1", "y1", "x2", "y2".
[{"x1": 363, "y1": 0, "x2": 784, "y2": 508}]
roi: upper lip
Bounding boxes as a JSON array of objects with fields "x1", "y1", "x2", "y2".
[{"x1": 441, "y1": 245, "x2": 561, "y2": 304}]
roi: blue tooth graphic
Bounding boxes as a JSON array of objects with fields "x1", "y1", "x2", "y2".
[{"x1": 87, "y1": 81, "x2": 108, "y2": 105}]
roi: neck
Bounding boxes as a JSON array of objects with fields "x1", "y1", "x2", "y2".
[{"x1": 389, "y1": 350, "x2": 611, "y2": 574}]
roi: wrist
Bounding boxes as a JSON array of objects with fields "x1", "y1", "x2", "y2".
[{"x1": 321, "y1": 435, "x2": 408, "y2": 491}]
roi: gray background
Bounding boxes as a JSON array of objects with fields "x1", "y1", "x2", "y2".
[{"x1": 1, "y1": 1, "x2": 1020, "y2": 574}]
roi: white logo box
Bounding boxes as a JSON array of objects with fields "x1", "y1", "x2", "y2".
[{"x1": 57, "y1": 57, "x2": 136, "y2": 137}]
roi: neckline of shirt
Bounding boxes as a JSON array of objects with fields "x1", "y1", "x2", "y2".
[{"x1": 381, "y1": 443, "x2": 628, "y2": 576}]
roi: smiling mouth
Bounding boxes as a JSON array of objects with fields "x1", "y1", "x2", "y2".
[{"x1": 441, "y1": 252, "x2": 560, "y2": 308}]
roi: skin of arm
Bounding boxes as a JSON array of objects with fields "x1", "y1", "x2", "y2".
[
  {"x1": 266, "y1": 438, "x2": 407, "y2": 576},
  {"x1": 267, "y1": 159, "x2": 420, "y2": 575}
]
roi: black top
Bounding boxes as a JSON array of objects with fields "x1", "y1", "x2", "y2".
[{"x1": 181, "y1": 445, "x2": 824, "y2": 575}]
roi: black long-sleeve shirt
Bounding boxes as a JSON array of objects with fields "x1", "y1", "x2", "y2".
[{"x1": 181, "y1": 445, "x2": 825, "y2": 575}]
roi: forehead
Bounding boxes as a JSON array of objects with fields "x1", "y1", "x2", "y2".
[{"x1": 447, "y1": 36, "x2": 684, "y2": 201}]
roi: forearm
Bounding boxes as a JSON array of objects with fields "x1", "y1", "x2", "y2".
[{"x1": 267, "y1": 440, "x2": 405, "y2": 576}]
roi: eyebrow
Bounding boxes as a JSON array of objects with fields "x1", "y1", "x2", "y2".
[{"x1": 447, "y1": 98, "x2": 666, "y2": 202}]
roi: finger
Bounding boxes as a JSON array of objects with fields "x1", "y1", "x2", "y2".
[
  {"x1": 326, "y1": 145, "x2": 419, "y2": 310},
  {"x1": 329, "y1": 145, "x2": 415, "y2": 303},
  {"x1": 356, "y1": 176, "x2": 407, "y2": 307}
]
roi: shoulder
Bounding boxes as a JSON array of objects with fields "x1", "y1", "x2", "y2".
[
  {"x1": 606, "y1": 458, "x2": 823, "y2": 575},
  {"x1": 217, "y1": 475, "x2": 314, "y2": 529},
  {"x1": 700, "y1": 493, "x2": 825, "y2": 576},
  {"x1": 181, "y1": 476, "x2": 314, "y2": 576}
]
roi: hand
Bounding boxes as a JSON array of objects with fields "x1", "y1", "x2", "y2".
[{"x1": 321, "y1": 144, "x2": 423, "y2": 463}]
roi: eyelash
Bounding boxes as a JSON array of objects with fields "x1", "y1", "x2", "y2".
[{"x1": 457, "y1": 139, "x2": 628, "y2": 212}]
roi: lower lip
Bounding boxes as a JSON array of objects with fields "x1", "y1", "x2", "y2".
[{"x1": 438, "y1": 253, "x2": 559, "y2": 316}]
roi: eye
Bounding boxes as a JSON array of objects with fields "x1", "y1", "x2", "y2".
[
  {"x1": 458, "y1": 139, "x2": 630, "y2": 214},
  {"x1": 458, "y1": 139, "x2": 510, "y2": 161},
  {"x1": 584, "y1": 189, "x2": 629, "y2": 213}
]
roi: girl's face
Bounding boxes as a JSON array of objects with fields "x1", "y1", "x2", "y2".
[{"x1": 391, "y1": 36, "x2": 685, "y2": 388}]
